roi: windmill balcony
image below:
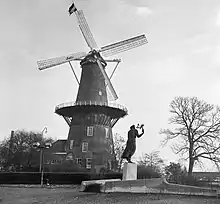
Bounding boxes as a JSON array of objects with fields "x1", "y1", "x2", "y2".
[
  {"x1": 55, "y1": 101, "x2": 128, "y2": 119},
  {"x1": 55, "y1": 101, "x2": 127, "y2": 112}
]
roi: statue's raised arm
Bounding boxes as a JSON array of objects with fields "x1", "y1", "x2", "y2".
[{"x1": 136, "y1": 124, "x2": 144, "y2": 138}]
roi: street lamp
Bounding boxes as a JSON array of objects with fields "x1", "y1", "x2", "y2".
[
  {"x1": 33, "y1": 142, "x2": 52, "y2": 187},
  {"x1": 33, "y1": 127, "x2": 51, "y2": 187},
  {"x1": 40, "y1": 127, "x2": 47, "y2": 172}
]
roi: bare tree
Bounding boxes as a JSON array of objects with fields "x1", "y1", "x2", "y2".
[
  {"x1": 113, "y1": 133, "x2": 126, "y2": 172},
  {"x1": 160, "y1": 96, "x2": 220, "y2": 175},
  {"x1": 137, "y1": 150, "x2": 164, "y2": 174},
  {"x1": 0, "y1": 130, "x2": 54, "y2": 167}
]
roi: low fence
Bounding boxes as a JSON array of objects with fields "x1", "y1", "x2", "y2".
[{"x1": 0, "y1": 172, "x2": 122, "y2": 185}]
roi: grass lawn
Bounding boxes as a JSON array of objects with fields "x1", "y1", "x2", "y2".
[{"x1": 0, "y1": 186, "x2": 219, "y2": 204}]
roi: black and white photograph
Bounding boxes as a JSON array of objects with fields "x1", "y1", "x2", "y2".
[{"x1": 0, "y1": 0, "x2": 220, "y2": 203}]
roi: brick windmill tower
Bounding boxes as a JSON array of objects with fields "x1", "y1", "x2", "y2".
[{"x1": 37, "y1": 2, "x2": 147, "y2": 173}]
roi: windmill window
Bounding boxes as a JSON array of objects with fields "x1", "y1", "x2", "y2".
[
  {"x1": 76, "y1": 158, "x2": 82, "y2": 166},
  {"x1": 86, "y1": 158, "x2": 92, "y2": 169},
  {"x1": 105, "y1": 127, "x2": 108, "y2": 138},
  {"x1": 87, "y1": 126, "x2": 94, "y2": 136},
  {"x1": 82, "y1": 142, "x2": 88, "y2": 152},
  {"x1": 69, "y1": 140, "x2": 74, "y2": 149}
]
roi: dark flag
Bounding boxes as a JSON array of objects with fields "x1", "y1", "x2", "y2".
[{"x1": 68, "y1": 3, "x2": 77, "y2": 15}]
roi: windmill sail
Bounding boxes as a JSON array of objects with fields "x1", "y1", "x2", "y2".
[
  {"x1": 96, "y1": 59, "x2": 118, "y2": 101},
  {"x1": 100, "y1": 34, "x2": 147, "y2": 57},
  {"x1": 37, "y1": 52, "x2": 87, "y2": 70},
  {"x1": 106, "y1": 85, "x2": 116, "y2": 101},
  {"x1": 75, "y1": 10, "x2": 98, "y2": 50}
]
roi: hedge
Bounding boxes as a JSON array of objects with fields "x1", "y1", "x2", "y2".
[{"x1": 0, "y1": 172, "x2": 122, "y2": 185}]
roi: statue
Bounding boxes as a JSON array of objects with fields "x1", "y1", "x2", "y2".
[{"x1": 121, "y1": 124, "x2": 144, "y2": 163}]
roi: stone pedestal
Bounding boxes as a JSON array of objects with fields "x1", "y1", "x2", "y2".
[{"x1": 122, "y1": 163, "x2": 137, "y2": 180}]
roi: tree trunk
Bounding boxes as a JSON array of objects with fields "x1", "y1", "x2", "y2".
[
  {"x1": 188, "y1": 158, "x2": 194, "y2": 176},
  {"x1": 188, "y1": 141, "x2": 194, "y2": 176}
]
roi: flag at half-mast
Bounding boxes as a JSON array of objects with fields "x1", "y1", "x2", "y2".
[{"x1": 68, "y1": 3, "x2": 77, "y2": 15}]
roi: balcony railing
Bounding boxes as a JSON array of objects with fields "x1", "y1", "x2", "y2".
[{"x1": 55, "y1": 101, "x2": 128, "y2": 113}]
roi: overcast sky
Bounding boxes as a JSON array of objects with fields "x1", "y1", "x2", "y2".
[{"x1": 1, "y1": 0, "x2": 220, "y2": 171}]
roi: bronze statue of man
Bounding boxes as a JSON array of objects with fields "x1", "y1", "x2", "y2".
[{"x1": 121, "y1": 124, "x2": 144, "y2": 163}]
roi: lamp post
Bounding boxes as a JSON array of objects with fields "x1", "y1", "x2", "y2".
[
  {"x1": 39, "y1": 127, "x2": 47, "y2": 172},
  {"x1": 33, "y1": 127, "x2": 51, "y2": 187}
]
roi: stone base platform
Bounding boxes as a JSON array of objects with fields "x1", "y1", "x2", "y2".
[
  {"x1": 80, "y1": 177, "x2": 219, "y2": 197},
  {"x1": 80, "y1": 179, "x2": 121, "y2": 192}
]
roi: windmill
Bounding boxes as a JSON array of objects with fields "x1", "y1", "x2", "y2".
[{"x1": 37, "y1": 2, "x2": 147, "y2": 172}]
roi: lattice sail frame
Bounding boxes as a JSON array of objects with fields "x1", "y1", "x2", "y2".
[
  {"x1": 100, "y1": 34, "x2": 147, "y2": 57},
  {"x1": 75, "y1": 10, "x2": 98, "y2": 50},
  {"x1": 37, "y1": 52, "x2": 87, "y2": 70}
]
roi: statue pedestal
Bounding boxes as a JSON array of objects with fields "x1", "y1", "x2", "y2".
[{"x1": 122, "y1": 163, "x2": 137, "y2": 180}]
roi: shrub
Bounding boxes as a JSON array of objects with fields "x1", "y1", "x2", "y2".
[
  {"x1": 181, "y1": 175, "x2": 199, "y2": 186},
  {"x1": 137, "y1": 165, "x2": 161, "y2": 179},
  {"x1": 0, "y1": 172, "x2": 123, "y2": 185}
]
